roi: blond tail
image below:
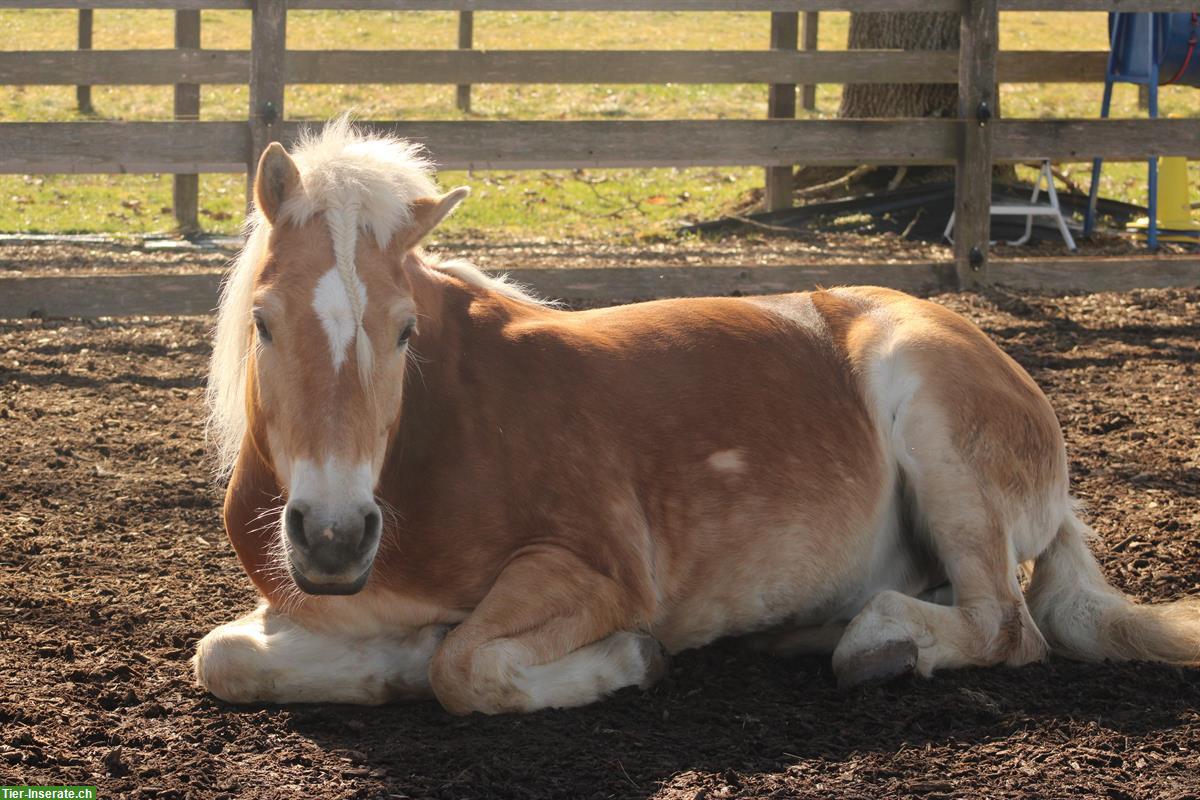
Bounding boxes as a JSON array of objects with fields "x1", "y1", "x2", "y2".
[{"x1": 1026, "y1": 511, "x2": 1200, "y2": 665}]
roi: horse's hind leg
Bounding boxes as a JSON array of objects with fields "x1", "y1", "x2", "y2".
[
  {"x1": 833, "y1": 432, "x2": 1050, "y2": 687},
  {"x1": 833, "y1": 578, "x2": 1046, "y2": 688},
  {"x1": 193, "y1": 603, "x2": 446, "y2": 704}
]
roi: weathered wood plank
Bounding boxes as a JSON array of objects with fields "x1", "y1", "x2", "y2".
[
  {"x1": 287, "y1": 0, "x2": 964, "y2": 10},
  {"x1": 2, "y1": 119, "x2": 1196, "y2": 175},
  {"x1": 800, "y1": 10, "x2": 817, "y2": 109},
  {"x1": 0, "y1": 122, "x2": 248, "y2": 173},
  {"x1": 5, "y1": 256, "x2": 1199, "y2": 319},
  {"x1": 285, "y1": 49, "x2": 949, "y2": 84},
  {"x1": 76, "y1": 9, "x2": 93, "y2": 113},
  {"x1": 0, "y1": 0, "x2": 249, "y2": 7},
  {"x1": 999, "y1": 51, "x2": 1107, "y2": 83},
  {"x1": 0, "y1": 266, "x2": 943, "y2": 318},
  {"x1": 0, "y1": 273, "x2": 226, "y2": 318},
  {"x1": 988, "y1": 257, "x2": 1200, "y2": 291},
  {"x1": 285, "y1": 49, "x2": 1109, "y2": 85},
  {"x1": 994, "y1": 119, "x2": 1200, "y2": 162},
  {"x1": 954, "y1": 0, "x2": 998, "y2": 288},
  {"x1": 456, "y1": 10, "x2": 473, "y2": 112},
  {"x1": 248, "y1": 0, "x2": 286, "y2": 200},
  {"x1": 174, "y1": 9, "x2": 202, "y2": 235},
  {"x1": 0, "y1": 49, "x2": 1112, "y2": 87},
  {"x1": 765, "y1": 12, "x2": 799, "y2": 213},
  {"x1": 0, "y1": 50, "x2": 248, "y2": 85},
  {"x1": 288, "y1": 0, "x2": 1200, "y2": 10},
  {"x1": 278, "y1": 118, "x2": 960, "y2": 168},
  {"x1": 2, "y1": 0, "x2": 1196, "y2": 10}
]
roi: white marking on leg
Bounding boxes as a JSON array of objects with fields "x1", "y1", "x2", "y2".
[
  {"x1": 194, "y1": 603, "x2": 447, "y2": 704},
  {"x1": 312, "y1": 267, "x2": 368, "y2": 373}
]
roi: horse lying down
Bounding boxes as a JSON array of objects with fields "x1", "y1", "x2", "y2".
[{"x1": 194, "y1": 120, "x2": 1200, "y2": 714}]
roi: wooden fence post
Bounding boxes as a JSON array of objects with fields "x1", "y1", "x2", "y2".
[
  {"x1": 248, "y1": 0, "x2": 287, "y2": 208},
  {"x1": 765, "y1": 11, "x2": 798, "y2": 212},
  {"x1": 456, "y1": 11, "x2": 474, "y2": 113},
  {"x1": 76, "y1": 9, "x2": 93, "y2": 114},
  {"x1": 800, "y1": 11, "x2": 818, "y2": 111},
  {"x1": 174, "y1": 9, "x2": 201, "y2": 235},
  {"x1": 953, "y1": 0, "x2": 998, "y2": 289}
]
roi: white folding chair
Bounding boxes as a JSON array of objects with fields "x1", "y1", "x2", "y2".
[{"x1": 944, "y1": 160, "x2": 1077, "y2": 251}]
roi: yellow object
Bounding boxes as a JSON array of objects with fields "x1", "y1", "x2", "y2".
[{"x1": 1129, "y1": 156, "x2": 1200, "y2": 242}]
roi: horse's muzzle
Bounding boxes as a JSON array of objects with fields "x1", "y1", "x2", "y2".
[{"x1": 283, "y1": 500, "x2": 382, "y2": 595}]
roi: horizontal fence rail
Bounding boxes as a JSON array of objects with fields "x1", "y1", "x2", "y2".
[
  {"x1": 6, "y1": 256, "x2": 1200, "y2": 319},
  {"x1": 2, "y1": 119, "x2": 1197, "y2": 173},
  {"x1": 0, "y1": 50, "x2": 1115, "y2": 86},
  {"x1": 3, "y1": 1, "x2": 1200, "y2": 10}
]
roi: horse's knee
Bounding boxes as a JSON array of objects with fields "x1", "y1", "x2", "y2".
[{"x1": 193, "y1": 619, "x2": 268, "y2": 704}]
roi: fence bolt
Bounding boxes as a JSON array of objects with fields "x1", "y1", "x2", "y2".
[
  {"x1": 262, "y1": 101, "x2": 279, "y2": 125},
  {"x1": 975, "y1": 100, "x2": 991, "y2": 125},
  {"x1": 969, "y1": 246, "x2": 984, "y2": 270}
]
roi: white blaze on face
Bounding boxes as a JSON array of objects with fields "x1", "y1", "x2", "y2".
[
  {"x1": 290, "y1": 458, "x2": 376, "y2": 523},
  {"x1": 312, "y1": 267, "x2": 369, "y2": 372}
]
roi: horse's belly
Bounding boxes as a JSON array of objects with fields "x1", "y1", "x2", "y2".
[{"x1": 650, "y1": 481, "x2": 933, "y2": 653}]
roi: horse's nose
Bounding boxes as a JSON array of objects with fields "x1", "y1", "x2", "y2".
[{"x1": 283, "y1": 500, "x2": 381, "y2": 593}]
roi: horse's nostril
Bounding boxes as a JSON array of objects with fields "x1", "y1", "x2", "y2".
[
  {"x1": 364, "y1": 510, "x2": 381, "y2": 538},
  {"x1": 285, "y1": 505, "x2": 306, "y2": 546}
]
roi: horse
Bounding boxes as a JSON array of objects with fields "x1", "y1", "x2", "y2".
[{"x1": 193, "y1": 119, "x2": 1200, "y2": 714}]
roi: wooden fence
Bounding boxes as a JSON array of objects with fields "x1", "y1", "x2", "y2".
[{"x1": 1, "y1": 0, "x2": 1200, "y2": 290}]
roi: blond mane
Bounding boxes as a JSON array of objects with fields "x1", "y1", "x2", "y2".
[{"x1": 429, "y1": 255, "x2": 556, "y2": 308}]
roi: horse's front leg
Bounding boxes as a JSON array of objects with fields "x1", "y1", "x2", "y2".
[
  {"x1": 429, "y1": 548, "x2": 667, "y2": 715},
  {"x1": 193, "y1": 603, "x2": 447, "y2": 704}
]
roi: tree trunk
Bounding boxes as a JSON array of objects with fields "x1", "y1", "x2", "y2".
[
  {"x1": 776, "y1": 12, "x2": 1011, "y2": 208},
  {"x1": 839, "y1": 11, "x2": 959, "y2": 119}
]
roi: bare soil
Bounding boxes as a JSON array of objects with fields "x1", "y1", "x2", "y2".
[{"x1": 2, "y1": 253, "x2": 1199, "y2": 798}]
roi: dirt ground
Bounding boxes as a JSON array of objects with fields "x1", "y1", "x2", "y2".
[{"x1": 2, "y1": 244, "x2": 1199, "y2": 799}]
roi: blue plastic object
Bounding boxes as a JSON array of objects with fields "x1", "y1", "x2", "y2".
[
  {"x1": 1084, "y1": 12, "x2": 1200, "y2": 249},
  {"x1": 1108, "y1": 12, "x2": 1200, "y2": 87}
]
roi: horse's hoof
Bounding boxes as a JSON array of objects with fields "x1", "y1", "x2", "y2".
[
  {"x1": 637, "y1": 635, "x2": 670, "y2": 690},
  {"x1": 834, "y1": 638, "x2": 918, "y2": 690}
]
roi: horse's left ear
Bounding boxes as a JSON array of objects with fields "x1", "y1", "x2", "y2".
[
  {"x1": 400, "y1": 187, "x2": 470, "y2": 249},
  {"x1": 254, "y1": 142, "x2": 301, "y2": 225}
]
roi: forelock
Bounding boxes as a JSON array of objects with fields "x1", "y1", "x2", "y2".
[{"x1": 277, "y1": 115, "x2": 439, "y2": 250}]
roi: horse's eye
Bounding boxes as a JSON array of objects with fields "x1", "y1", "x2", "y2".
[
  {"x1": 398, "y1": 321, "x2": 416, "y2": 347},
  {"x1": 254, "y1": 314, "x2": 272, "y2": 343}
]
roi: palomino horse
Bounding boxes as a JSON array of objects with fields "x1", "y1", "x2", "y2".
[{"x1": 194, "y1": 119, "x2": 1199, "y2": 714}]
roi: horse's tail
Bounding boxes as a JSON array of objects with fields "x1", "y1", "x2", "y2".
[{"x1": 1026, "y1": 509, "x2": 1200, "y2": 665}]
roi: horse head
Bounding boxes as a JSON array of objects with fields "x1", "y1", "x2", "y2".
[{"x1": 211, "y1": 119, "x2": 467, "y2": 595}]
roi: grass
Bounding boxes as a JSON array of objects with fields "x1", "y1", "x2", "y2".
[{"x1": 0, "y1": 9, "x2": 1197, "y2": 239}]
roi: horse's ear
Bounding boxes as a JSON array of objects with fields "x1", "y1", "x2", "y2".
[
  {"x1": 400, "y1": 187, "x2": 470, "y2": 249},
  {"x1": 254, "y1": 142, "x2": 301, "y2": 225}
]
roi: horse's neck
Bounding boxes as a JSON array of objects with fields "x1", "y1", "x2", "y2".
[{"x1": 386, "y1": 254, "x2": 517, "y2": 470}]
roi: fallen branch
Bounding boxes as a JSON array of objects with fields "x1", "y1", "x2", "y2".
[
  {"x1": 793, "y1": 165, "x2": 876, "y2": 198},
  {"x1": 900, "y1": 207, "x2": 925, "y2": 239},
  {"x1": 726, "y1": 214, "x2": 805, "y2": 236}
]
